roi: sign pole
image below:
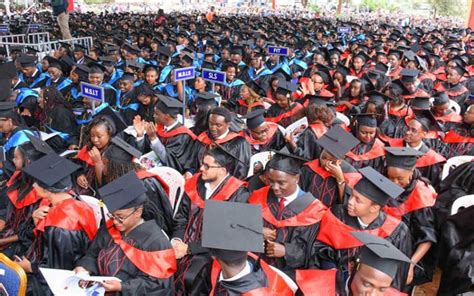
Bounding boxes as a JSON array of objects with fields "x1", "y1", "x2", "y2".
[
  {"x1": 182, "y1": 80, "x2": 186, "y2": 124},
  {"x1": 211, "y1": 83, "x2": 215, "y2": 93}
]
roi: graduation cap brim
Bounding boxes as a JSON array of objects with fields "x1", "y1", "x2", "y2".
[
  {"x1": 99, "y1": 171, "x2": 147, "y2": 213},
  {"x1": 22, "y1": 153, "x2": 80, "y2": 187},
  {"x1": 316, "y1": 126, "x2": 360, "y2": 159},
  {"x1": 412, "y1": 109, "x2": 443, "y2": 132},
  {"x1": 94, "y1": 106, "x2": 128, "y2": 133},
  {"x1": 25, "y1": 134, "x2": 56, "y2": 155},
  {"x1": 267, "y1": 147, "x2": 309, "y2": 175},
  {"x1": 110, "y1": 136, "x2": 142, "y2": 159},
  {"x1": 354, "y1": 166, "x2": 404, "y2": 205}
]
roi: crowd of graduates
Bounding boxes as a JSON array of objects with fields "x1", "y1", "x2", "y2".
[{"x1": 0, "y1": 8, "x2": 473, "y2": 296}]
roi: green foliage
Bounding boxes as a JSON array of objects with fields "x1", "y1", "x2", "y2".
[
  {"x1": 428, "y1": 0, "x2": 466, "y2": 17},
  {"x1": 308, "y1": 2, "x2": 320, "y2": 12},
  {"x1": 361, "y1": 0, "x2": 398, "y2": 12},
  {"x1": 83, "y1": 0, "x2": 111, "y2": 4}
]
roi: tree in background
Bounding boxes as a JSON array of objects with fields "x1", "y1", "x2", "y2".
[{"x1": 428, "y1": 0, "x2": 466, "y2": 17}]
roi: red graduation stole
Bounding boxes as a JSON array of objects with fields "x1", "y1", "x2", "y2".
[
  {"x1": 265, "y1": 103, "x2": 303, "y2": 123},
  {"x1": 305, "y1": 160, "x2": 362, "y2": 189},
  {"x1": 76, "y1": 146, "x2": 95, "y2": 167},
  {"x1": 389, "y1": 67, "x2": 403, "y2": 79},
  {"x1": 106, "y1": 220, "x2": 176, "y2": 279},
  {"x1": 244, "y1": 122, "x2": 279, "y2": 145},
  {"x1": 435, "y1": 112, "x2": 463, "y2": 124},
  {"x1": 387, "y1": 106, "x2": 413, "y2": 118},
  {"x1": 237, "y1": 99, "x2": 264, "y2": 108},
  {"x1": 35, "y1": 198, "x2": 98, "y2": 240},
  {"x1": 295, "y1": 269, "x2": 336, "y2": 296},
  {"x1": 309, "y1": 123, "x2": 327, "y2": 139},
  {"x1": 316, "y1": 210, "x2": 401, "y2": 249},
  {"x1": 402, "y1": 88, "x2": 430, "y2": 100},
  {"x1": 209, "y1": 252, "x2": 294, "y2": 296},
  {"x1": 434, "y1": 82, "x2": 469, "y2": 97},
  {"x1": 196, "y1": 131, "x2": 243, "y2": 145},
  {"x1": 248, "y1": 186, "x2": 327, "y2": 228},
  {"x1": 419, "y1": 72, "x2": 436, "y2": 82},
  {"x1": 384, "y1": 181, "x2": 437, "y2": 218},
  {"x1": 135, "y1": 170, "x2": 170, "y2": 196},
  {"x1": 346, "y1": 138, "x2": 386, "y2": 161},
  {"x1": 155, "y1": 124, "x2": 197, "y2": 140},
  {"x1": 443, "y1": 130, "x2": 474, "y2": 143},
  {"x1": 387, "y1": 139, "x2": 446, "y2": 167},
  {"x1": 336, "y1": 97, "x2": 361, "y2": 112},
  {"x1": 184, "y1": 173, "x2": 245, "y2": 209},
  {"x1": 6, "y1": 171, "x2": 40, "y2": 209}
]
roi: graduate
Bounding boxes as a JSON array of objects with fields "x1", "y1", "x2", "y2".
[
  {"x1": 242, "y1": 109, "x2": 286, "y2": 154},
  {"x1": 310, "y1": 167, "x2": 411, "y2": 293},
  {"x1": 390, "y1": 69, "x2": 430, "y2": 100},
  {"x1": 17, "y1": 54, "x2": 49, "y2": 89},
  {"x1": 346, "y1": 114, "x2": 386, "y2": 172},
  {"x1": 379, "y1": 86, "x2": 412, "y2": 142},
  {"x1": 75, "y1": 171, "x2": 176, "y2": 295},
  {"x1": 299, "y1": 126, "x2": 360, "y2": 208},
  {"x1": 135, "y1": 94, "x2": 196, "y2": 174},
  {"x1": 433, "y1": 63, "x2": 470, "y2": 109},
  {"x1": 43, "y1": 58, "x2": 73, "y2": 96},
  {"x1": 265, "y1": 81, "x2": 303, "y2": 128},
  {"x1": 248, "y1": 147, "x2": 326, "y2": 276},
  {"x1": 18, "y1": 153, "x2": 97, "y2": 295},
  {"x1": 202, "y1": 200, "x2": 294, "y2": 295},
  {"x1": 384, "y1": 147, "x2": 438, "y2": 286},
  {"x1": 442, "y1": 104, "x2": 474, "y2": 157},
  {"x1": 431, "y1": 91, "x2": 463, "y2": 131},
  {"x1": 172, "y1": 147, "x2": 249, "y2": 295},
  {"x1": 185, "y1": 107, "x2": 251, "y2": 180}
]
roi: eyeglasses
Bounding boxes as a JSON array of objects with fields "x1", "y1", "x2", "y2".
[
  {"x1": 107, "y1": 208, "x2": 139, "y2": 224},
  {"x1": 200, "y1": 163, "x2": 222, "y2": 170}
]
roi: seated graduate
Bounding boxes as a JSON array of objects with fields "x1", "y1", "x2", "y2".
[
  {"x1": 0, "y1": 135, "x2": 51, "y2": 258},
  {"x1": 345, "y1": 114, "x2": 386, "y2": 172},
  {"x1": 248, "y1": 147, "x2": 326, "y2": 277},
  {"x1": 383, "y1": 147, "x2": 437, "y2": 287},
  {"x1": 203, "y1": 200, "x2": 294, "y2": 296},
  {"x1": 75, "y1": 171, "x2": 176, "y2": 295},
  {"x1": 298, "y1": 233, "x2": 413, "y2": 296},
  {"x1": 185, "y1": 107, "x2": 252, "y2": 180},
  {"x1": 101, "y1": 136, "x2": 174, "y2": 235},
  {"x1": 242, "y1": 109, "x2": 286, "y2": 154},
  {"x1": 172, "y1": 146, "x2": 249, "y2": 295},
  {"x1": 299, "y1": 126, "x2": 360, "y2": 208},
  {"x1": 18, "y1": 153, "x2": 98, "y2": 295},
  {"x1": 309, "y1": 167, "x2": 412, "y2": 293},
  {"x1": 135, "y1": 94, "x2": 196, "y2": 174},
  {"x1": 442, "y1": 104, "x2": 474, "y2": 158},
  {"x1": 265, "y1": 80, "x2": 304, "y2": 128}
]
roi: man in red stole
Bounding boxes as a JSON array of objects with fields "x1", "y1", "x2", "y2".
[
  {"x1": 243, "y1": 109, "x2": 286, "y2": 154},
  {"x1": 203, "y1": 200, "x2": 294, "y2": 296},
  {"x1": 305, "y1": 167, "x2": 411, "y2": 294},
  {"x1": 75, "y1": 171, "x2": 176, "y2": 294},
  {"x1": 172, "y1": 147, "x2": 249, "y2": 295},
  {"x1": 248, "y1": 147, "x2": 326, "y2": 278}
]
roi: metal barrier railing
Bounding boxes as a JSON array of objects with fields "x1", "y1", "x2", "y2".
[{"x1": 0, "y1": 32, "x2": 50, "y2": 45}]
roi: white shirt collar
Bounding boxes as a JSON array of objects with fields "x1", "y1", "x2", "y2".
[
  {"x1": 219, "y1": 261, "x2": 252, "y2": 282},
  {"x1": 164, "y1": 120, "x2": 179, "y2": 132},
  {"x1": 204, "y1": 174, "x2": 230, "y2": 199},
  {"x1": 215, "y1": 129, "x2": 230, "y2": 140},
  {"x1": 281, "y1": 186, "x2": 300, "y2": 207},
  {"x1": 31, "y1": 69, "x2": 38, "y2": 77},
  {"x1": 13, "y1": 79, "x2": 21, "y2": 88},
  {"x1": 406, "y1": 142, "x2": 423, "y2": 151},
  {"x1": 357, "y1": 217, "x2": 369, "y2": 229}
]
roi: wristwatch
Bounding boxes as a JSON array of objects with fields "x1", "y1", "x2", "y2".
[{"x1": 337, "y1": 179, "x2": 345, "y2": 185}]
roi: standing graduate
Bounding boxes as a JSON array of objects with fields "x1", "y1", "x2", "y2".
[
  {"x1": 248, "y1": 147, "x2": 326, "y2": 277},
  {"x1": 299, "y1": 126, "x2": 360, "y2": 208},
  {"x1": 18, "y1": 153, "x2": 98, "y2": 295},
  {"x1": 242, "y1": 109, "x2": 286, "y2": 154},
  {"x1": 203, "y1": 200, "x2": 294, "y2": 296},
  {"x1": 309, "y1": 167, "x2": 411, "y2": 293},
  {"x1": 135, "y1": 94, "x2": 196, "y2": 174},
  {"x1": 75, "y1": 171, "x2": 176, "y2": 295},
  {"x1": 383, "y1": 147, "x2": 438, "y2": 286},
  {"x1": 185, "y1": 107, "x2": 251, "y2": 180},
  {"x1": 172, "y1": 147, "x2": 249, "y2": 295}
]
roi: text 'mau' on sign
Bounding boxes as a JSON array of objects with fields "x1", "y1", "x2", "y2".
[
  {"x1": 267, "y1": 46, "x2": 289, "y2": 56},
  {"x1": 80, "y1": 82, "x2": 104, "y2": 102},
  {"x1": 337, "y1": 27, "x2": 352, "y2": 34},
  {"x1": 202, "y1": 69, "x2": 226, "y2": 84},
  {"x1": 0, "y1": 24, "x2": 9, "y2": 33},
  {"x1": 174, "y1": 67, "x2": 196, "y2": 82}
]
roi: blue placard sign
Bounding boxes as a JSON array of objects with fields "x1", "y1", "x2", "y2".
[
  {"x1": 174, "y1": 67, "x2": 195, "y2": 82},
  {"x1": 28, "y1": 24, "x2": 42, "y2": 32},
  {"x1": 202, "y1": 69, "x2": 226, "y2": 85},
  {"x1": 0, "y1": 24, "x2": 9, "y2": 33},
  {"x1": 267, "y1": 46, "x2": 289, "y2": 56},
  {"x1": 80, "y1": 82, "x2": 104, "y2": 102},
  {"x1": 337, "y1": 27, "x2": 352, "y2": 34}
]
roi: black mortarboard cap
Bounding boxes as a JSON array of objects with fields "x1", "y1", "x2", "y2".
[
  {"x1": 388, "y1": 49, "x2": 403, "y2": 59},
  {"x1": 276, "y1": 80, "x2": 297, "y2": 95},
  {"x1": 126, "y1": 60, "x2": 144, "y2": 71},
  {"x1": 335, "y1": 64, "x2": 350, "y2": 78},
  {"x1": 94, "y1": 106, "x2": 128, "y2": 133},
  {"x1": 17, "y1": 54, "x2": 36, "y2": 68},
  {"x1": 412, "y1": 109, "x2": 443, "y2": 132},
  {"x1": 366, "y1": 90, "x2": 391, "y2": 104},
  {"x1": 0, "y1": 102, "x2": 18, "y2": 118},
  {"x1": 230, "y1": 46, "x2": 244, "y2": 56},
  {"x1": 157, "y1": 46, "x2": 171, "y2": 58},
  {"x1": 354, "y1": 113, "x2": 378, "y2": 128},
  {"x1": 0, "y1": 62, "x2": 17, "y2": 79},
  {"x1": 317, "y1": 125, "x2": 360, "y2": 159},
  {"x1": 87, "y1": 62, "x2": 106, "y2": 74},
  {"x1": 202, "y1": 200, "x2": 264, "y2": 261},
  {"x1": 204, "y1": 144, "x2": 242, "y2": 169},
  {"x1": 400, "y1": 69, "x2": 419, "y2": 82},
  {"x1": 195, "y1": 92, "x2": 219, "y2": 107},
  {"x1": 452, "y1": 63, "x2": 468, "y2": 76},
  {"x1": 432, "y1": 91, "x2": 449, "y2": 106},
  {"x1": 267, "y1": 147, "x2": 309, "y2": 175},
  {"x1": 354, "y1": 51, "x2": 371, "y2": 63},
  {"x1": 103, "y1": 136, "x2": 142, "y2": 163},
  {"x1": 23, "y1": 153, "x2": 80, "y2": 190},
  {"x1": 73, "y1": 44, "x2": 87, "y2": 52},
  {"x1": 244, "y1": 109, "x2": 266, "y2": 130},
  {"x1": 124, "y1": 44, "x2": 141, "y2": 55},
  {"x1": 99, "y1": 171, "x2": 147, "y2": 212},
  {"x1": 155, "y1": 94, "x2": 183, "y2": 116},
  {"x1": 73, "y1": 64, "x2": 90, "y2": 81},
  {"x1": 410, "y1": 97, "x2": 431, "y2": 110},
  {"x1": 25, "y1": 134, "x2": 55, "y2": 155},
  {"x1": 385, "y1": 147, "x2": 424, "y2": 170},
  {"x1": 352, "y1": 232, "x2": 412, "y2": 279},
  {"x1": 354, "y1": 167, "x2": 404, "y2": 206},
  {"x1": 120, "y1": 72, "x2": 135, "y2": 81}
]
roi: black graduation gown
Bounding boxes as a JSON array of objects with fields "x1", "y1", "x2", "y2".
[
  {"x1": 243, "y1": 125, "x2": 286, "y2": 155},
  {"x1": 47, "y1": 105, "x2": 80, "y2": 147},
  {"x1": 416, "y1": 143, "x2": 445, "y2": 188},
  {"x1": 442, "y1": 124, "x2": 474, "y2": 158},
  {"x1": 385, "y1": 174, "x2": 437, "y2": 286},
  {"x1": 293, "y1": 124, "x2": 327, "y2": 160},
  {"x1": 77, "y1": 221, "x2": 174, "y2": 296},
  {"x1": 136, "y1": 102, "x2": 155, "y2": 122},
  {"x1": 299, "y1": 160, "x2": 357, "y2": 208},
  {"x1": 246, "y1": 173, "x2": 267, "y2": 193},
  {"x1": 310, "y1": 205, "x2": 412, "y2": 293},
  {"x1": 265, "y1": 103, "x2": 303, "y2": 128},
  {"x1": 50, "y1": 77, "x2": 73, "y2": 97},
  {"x1": 379, "y1": 108, "x2": 410, "y2": 141},
  {"x1": 345, "y1": 139, "x2": 385, "y2": 173},
  {"x1": 187, "y1": 131, "x2": 252, "y2": 180},
  {"x1": 437, "y1": 205, "x2": 474, "y2": 295},
  {"x1": 219, "y1": 82, "x2": 244, "y2": 108},
  {"x1": 257, "y1": 191, "x2": 321, "y2": 275},
  {"x1": 437, "y1": 81, "x2": 469, "y2": 110},
  {"x1": 172, "y1": 175, "x2": 249, "y2": 296},
  {"x1": 118, "y1": 90, "x2": 139, "y2": 125},
  {"x1": 23, "y1": 71, "x2": 47, "y2": 88}
]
